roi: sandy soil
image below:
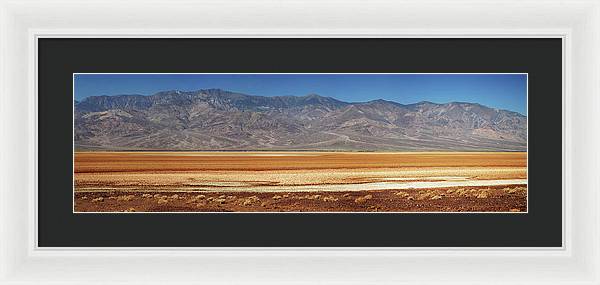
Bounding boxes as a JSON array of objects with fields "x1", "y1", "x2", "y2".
[
  {"x1": 74, "y1": 152, "x2": 527, "y2": 212},
  {"x1": 74, "y1": 185, "x2": 527, "y2": 212}
]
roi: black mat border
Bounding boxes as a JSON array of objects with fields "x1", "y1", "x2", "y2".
[{"x1": 38, "y1": 38, "x2": 562, "y2": 247}]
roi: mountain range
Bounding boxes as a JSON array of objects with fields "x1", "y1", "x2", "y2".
[{"x1": 74, "y1": 89, "x2": 527, "y2": 151}]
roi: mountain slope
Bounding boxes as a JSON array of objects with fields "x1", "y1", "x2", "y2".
[{"x1": 74, "y1": 89, "x2": 527, "y2": 151}]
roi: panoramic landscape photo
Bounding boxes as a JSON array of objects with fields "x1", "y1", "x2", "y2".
[{"x1": 73, "y1": 73, "x2": 527, "y2": 213}]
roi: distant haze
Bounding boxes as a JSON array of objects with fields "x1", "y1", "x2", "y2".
[
  {"x1": 74, "y1": 88, "x2": 527, "y2": 152},
  {"x1": 74, "y1": 74, "x2": 527, "y2": 115}
]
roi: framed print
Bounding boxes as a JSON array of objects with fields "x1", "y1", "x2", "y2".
[{"x1": 1, "y1": 0, "x2": 599, "y2": 284}]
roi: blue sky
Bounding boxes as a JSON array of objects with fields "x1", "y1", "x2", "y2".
[{"x1": 74, "y1": 73, "x2": 527, "y2": 115}]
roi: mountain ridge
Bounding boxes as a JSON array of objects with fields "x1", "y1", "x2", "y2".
[{"x1": 74, "y1": 88, "x2": 527, "y2": 151}]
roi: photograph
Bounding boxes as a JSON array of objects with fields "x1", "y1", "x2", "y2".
[{"x1": 73, "y1": 73, "x2": 527, "y2": 213}]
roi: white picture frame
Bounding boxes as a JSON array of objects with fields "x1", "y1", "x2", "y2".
[{"x1": 1, "y1": 0, "x2": 598, "y2": 284}]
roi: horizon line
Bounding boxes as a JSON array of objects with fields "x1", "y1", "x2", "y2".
[{"x1": 74, "y1": 73, "x2": 528, "y2": 115}]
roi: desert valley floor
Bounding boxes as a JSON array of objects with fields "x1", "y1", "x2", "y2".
[{"x1": 73, "y1": 151, "x2": 527, "y2": 212}]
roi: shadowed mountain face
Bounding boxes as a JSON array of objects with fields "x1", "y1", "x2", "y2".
[{"x1": 74, "y1": 89, "x2": 527, "y2": 151}]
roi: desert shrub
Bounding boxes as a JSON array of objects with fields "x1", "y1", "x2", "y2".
[
  {"x1": 476, "y1": 193, "x2": 488, "y2": 199},
  {"x1": 117, "y1": 195, "x2": 134, "y2": 201},
  {"x1": 242, "y1": 196, "x2": 260, "y2": 206},
  {"x1": 92, "y1": 197, "x2": 104, "y2": 202},
  {"x1": 416, "y1": 193, "x2": 431, "y2": 200},
  {"x1": 322, "y1": 196, "x2": 338, "y2": 202},
  {"x1": 354, "y1": 194, "x2": 373, "y2": 203}
]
